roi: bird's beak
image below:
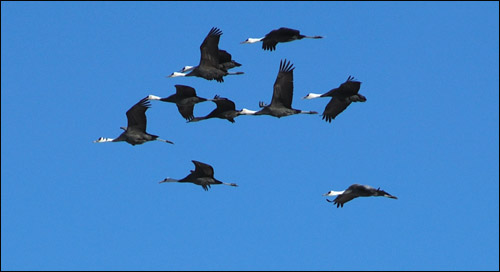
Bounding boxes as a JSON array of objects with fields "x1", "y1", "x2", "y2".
[
  {"x1": 159, "y1": 178, "x2": 170, "y2": 184},
  {"x1": 388, "y1": 195, "x2": 398, "y2": 199}
]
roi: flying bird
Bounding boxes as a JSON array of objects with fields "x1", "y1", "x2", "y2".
[
  {"x1": 188, "y1": 95, "x2": 254, "y2": 123},
  {"x1": 303, "y1": 76, "x2": 366, "y2": 123},
  {"x1": 242, "y1": 59, "x2": 317, "y2": 118},
  {"x1": 93, "y1": 97, "x2": 174, "y2": 146},
  {"x1": 167, "y1": 27, "x2": 244, "y2": 82},
  {"x1": 241, "y1": 27, "x2": 323, "y2": 51},
  {"x1": 147, "y1": 84, "x2": 213, "y2": 121},
  {"x1": 177, "y1": 49, "x2": 242, "y2": 74},
  {"x1": 323, "y1": 184, "x2": 397, "y2": 208},
  {"x1": 159, "y1": 160, "x2": 238, "y2": 191}
]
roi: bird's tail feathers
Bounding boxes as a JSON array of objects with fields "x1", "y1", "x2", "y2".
[{"x1": 348, "y1": 94, "x2": 367, "y2": 102}]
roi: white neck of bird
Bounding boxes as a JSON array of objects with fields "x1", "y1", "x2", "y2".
[
  {"x1": 159, "y1": 177, "x2": 179, "y2": 183},
  {"x1": 239, "y1": 108, "x2": 257, "y2": 115},
  {"x1": 147, "y1": 95, "x2": 161, "y2": 100},
  {"x1": 241, "y1": 37, "x2": 264, "y2": 44},
  {"x1": 167, "y1": 72, "x2": 186, "y2": 78},
  {"x1": 302, "y1": 93, "x2": 322, "y2": 99},
  {"x1": 324, "y1": 190, "x2": 345, "y2": 196},
  {"x1": 93, "y1": 137, "x2": 114, "y2": 143}
]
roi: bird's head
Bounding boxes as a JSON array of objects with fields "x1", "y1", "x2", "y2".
[
  {"x1": 238, "y1": 108, "x2": 257, "y2": 115},
  {"x1": 178, "y1": 66, "x2": 194, "y2": 73},
  {"x1": 93, "y1": 137, "x2": 113, "y2": 143},
  {"x1": 240, "y1": 38, "x2": 262, "y2": 44},
  {"x1": 323, "y1": 190, "x2": 345, "y2": 196},
  {"x1": 302, "y1": 93, "x2": 322, "y2": 99},
  {"x1": 167, "y1": 72, "x2": 186, "y2": 78},
  {"x1": 147, "y1": 95, "x2": 161, "y2": 101},
  {"x1": 159, "y1": 177, "x2": 177, "y2": 184}
]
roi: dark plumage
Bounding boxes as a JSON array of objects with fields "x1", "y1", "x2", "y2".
[
  {"x1": 188, "y1": 95, "x2": 243, "y2": 123},
  {"x1": 147, "y1": 85, "x2": 211, "y2": 121},
  {"x1": 250, "y1": 59, "x2": 318, "y2": 118},
  {"x1": 93, "y1": 97, "x2": 174, "y2": 146},
  {"x1": 241, "y1": 27, "x2": 323, "y2": 51},
  {"x1": 159, "y1": 160, "x2": 238, "y2": 191},
  {"x1": 168, "y1": 27, "x2": 243, "y2": 82},
  {"x1": 177, "y1": 49, "x2": 242, "y2": 73},
  {"x1": 303, "y1": 76, "x2": 366, "y2": 123},
  {"x1": 217, "y1": 49, "x2": 242, "y2": 71},
  {"x1": 323, "y1": 184, "x2": 398, "y2": 208}
]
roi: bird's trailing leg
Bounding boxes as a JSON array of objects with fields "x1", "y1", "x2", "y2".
[
  {"x1": 299, "y1": 110, "x2": 318, "y2": 115},
  {"x1": 226, "y1": 72, "x2": 244, "y2": 76},
  {"x1": 156, "y1": 138, "x2": 174, "y2": 144}
]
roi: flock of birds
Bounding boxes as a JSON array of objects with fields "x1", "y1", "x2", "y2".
[{"x1": 94, "y1": 27, "x2": 398, "y2": 208}]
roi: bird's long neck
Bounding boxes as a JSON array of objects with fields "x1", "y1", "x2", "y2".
[
  {"x1": 187, "y1": 116, "x2": 208, "y2": 123},
  {"x1": 327, "y1": 190, "x2": 345, "y2": 196},
  {"x1": 159, "y1": 177, "x2": 179, "y2": 184},
  {"x1": 93, "y1": 137, "x2": 114, "y2": 143},
  {"x1": 239, "y1": 108, "x2": 257, "y2": 115},
  {"x1": 147, "y1": 95, "x2": 162, "y2": 101},
  {"x1": 244, "y1": 37, "x2": 264, "y2": 43},
  {"x1": 167, "y1": 72, "x2": 187, "y2": 78},
  {"x1": 302, "y1": 93, "x2": 323, "y2": 99}
]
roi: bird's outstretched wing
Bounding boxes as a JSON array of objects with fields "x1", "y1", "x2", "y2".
[
  {"x1": 199, "y1": 27, "x2": 222, "y2": 68},
  {"x1": 270, "y1": 59, "x2": 295, "y2": 109},
  {"x1": 175, "y1": 84, "x2": 197, "y2": 98},
  {"x1": 213, "y1": 95, "x2": 237, "y2": 112},
  {"x1": 333, "y1": 193, "x2": 358, "y2": 208},
  {"x1": 126, "y1": 97, "x2": 150, "y2": 132},
  {"x1": 322, "y1": 97, "x2": 351, "y2": 123},
  {"x1": 176, "y1": 104, "x2": 196, "y2": 120},
  {"x1": 338, "y1": 76, "x2": 362, "y2": 96},
  {"x1": 192, "y1": 160, "x2": 215, "y2": 178}
]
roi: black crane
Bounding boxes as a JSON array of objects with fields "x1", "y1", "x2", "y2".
[
  {"x1": 303, "y1": 76, "x2": 366, "y2": 123},
  {"x1": 177, "y1": 49, "x2": 241, "y2": 74},
  {"x1": 323, "y1": 184, "x2": 398, "y2": 208},
  {"x1": 167, "y1": 27, "x2": 243, "y2": 82},
  {"x1": 159, "y1": 160, "x2": 238, "y2": 191},
  {"x1": 245, "y1": 59, "x2": 317, "y2": 118},
  {"x1": 187, "y1": 95, "x2": 254, "y2": 123},
  {"x1": 241, "y1": 27, "x2": 323, "y2": 51},
  {"x1": 147, "y1": 85, "x2": 212, "y2": 121},
  {"x1": 93, "y1": 97, "x2": 174, "y2": 146}
]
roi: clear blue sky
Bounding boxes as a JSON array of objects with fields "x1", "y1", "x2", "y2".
[{"x1": 2, "y1": 2, "x2": 498, "y2": 271}]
